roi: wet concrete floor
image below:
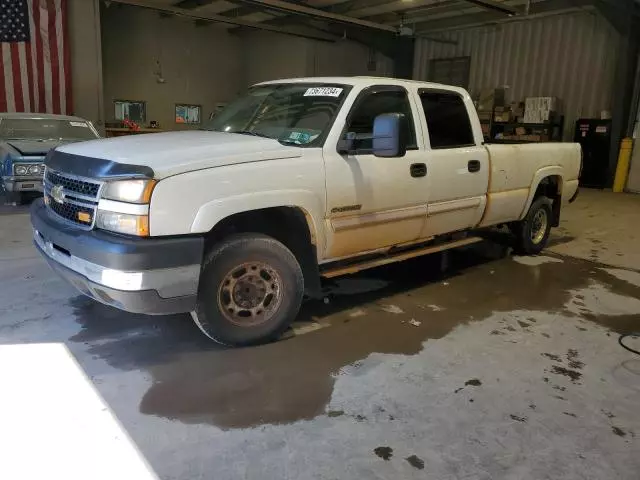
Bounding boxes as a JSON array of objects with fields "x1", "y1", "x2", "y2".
[
  {"x1": 67, "y1": 241, "x2": 639, "y2": 430},
  {"x1": 1, "y1": 205, "x2": 639, "y2": 479}
]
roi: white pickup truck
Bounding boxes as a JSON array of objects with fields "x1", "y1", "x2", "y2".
[{"x1": 31, "y1": 77, "x2": 581, "y2": 345}]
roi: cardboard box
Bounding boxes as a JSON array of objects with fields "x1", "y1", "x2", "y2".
[
  {"x1": 510, "y1": 102, "x2": 524, "y2": 118},
  {"x1": 524, "y1": 97, "x2": 560, "y2": 124},
  {"x1": 494, "y1": 112, "x2": 511, "y2": 123},
  {"x1": 477, "y1": 88, "x2": 506, "y2": 112},
  {"x1": 477, "y1": 89, "x2": 495, "y2": 112}
]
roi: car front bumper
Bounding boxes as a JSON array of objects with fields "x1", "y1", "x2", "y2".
[
  {"x1": 2, "y1": 175, "x2": 44, "y2": 193},
  {"x1": 31, "y1": 199, "x2": 204, "y2": 315}
]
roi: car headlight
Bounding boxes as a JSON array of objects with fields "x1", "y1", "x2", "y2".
[
  {"x1": 27, "y1": 164, "x2": 42, "y2": 175},
  {"x1": 101, "y1": 179, "x2": 156, "y2": 204},
  {"x1": 14, "y1": 165, "x2": 27, "y2": 175},
  {"x1": 96, "y1": 211, "x2": 149, "y2": 237}
]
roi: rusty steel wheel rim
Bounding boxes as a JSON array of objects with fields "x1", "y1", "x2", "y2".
[
  {"x1": 530, "y1": 208, "x2": 548, "y2": 245},
  {"x1": 217, "y1": 261, "x2": 283, "y2": 327}
]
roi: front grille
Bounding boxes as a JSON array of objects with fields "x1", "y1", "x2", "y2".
[
  {"x1": 47, "y1": 198, "x2": 95, "y2": 226},
  {"x1": 43, "y1": 169, "x2": 101, "y2": 228},
  {"x1": 45, "y1": 169, "x2": 100, "y2": 197}
]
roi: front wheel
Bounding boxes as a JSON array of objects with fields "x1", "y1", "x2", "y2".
[
  {"x1": 192, "y1": 233, "x2": 304, "y2": 346},
  {"x1": 512, "y1": 196, "x2": 553, "y2": 255}
]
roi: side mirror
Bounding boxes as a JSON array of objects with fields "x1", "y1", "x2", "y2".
[
  {"x1": 337, "y1": 131, "x2": 357, "y2": 155},
  {"x1": 372, "y1": 113, "x2": 408, "y2": 158}
]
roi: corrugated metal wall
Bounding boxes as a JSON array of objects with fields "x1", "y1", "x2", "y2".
[{"x1": 413, "y1": 10, "x2": 621, "y2": 140}]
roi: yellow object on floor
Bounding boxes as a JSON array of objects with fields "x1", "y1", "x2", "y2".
[{"x1": 613, "y1": 137, "x2": 634, "y2": 192}]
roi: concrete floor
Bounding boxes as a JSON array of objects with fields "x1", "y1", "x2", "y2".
[{"x1": 1, "y1": 190, "x2": 639, "y2": 479}]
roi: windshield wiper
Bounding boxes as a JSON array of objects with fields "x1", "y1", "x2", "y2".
[{"x1": 233, "y1": 130, "x2": 272, "y2": 139}]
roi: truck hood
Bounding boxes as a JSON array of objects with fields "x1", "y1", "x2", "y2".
[
  {"x1": 6, "y1": 139, "x2": 63, "y2": 156},
  {"x1": 55, "y1": 131, "x2": 303, "y2": 179}
]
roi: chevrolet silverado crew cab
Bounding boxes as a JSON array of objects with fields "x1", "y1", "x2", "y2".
[{"x1": 31, "y1": 77, "x2": 581, "y2": 346}]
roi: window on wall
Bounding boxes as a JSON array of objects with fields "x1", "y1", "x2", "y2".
[
  {"x1": 419, "y1": 91, "x2": 475, "y2": 149},
  {"x1": 428, "y1": 57, "x2": 471, "y2": 89},
  {"x1": 345, "y1": 88, "x2": 417, "y2": 152},
  {"x1": 175, "y1": 104, "x2": 202, "y2": 124},
  {"x1": 114, "y1": 100, "x2": 146, "y2": 124}
]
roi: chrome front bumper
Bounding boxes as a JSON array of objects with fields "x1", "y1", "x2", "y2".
[
  {"x1": 31, "y1": 199, "x2": 204, "y2": 315},
  {"x1": 34, "y1": 230, "x2": 199, "y2": 298},
  {"x1": 2, "y1": 175, "x2": 44, "y2": 193}
]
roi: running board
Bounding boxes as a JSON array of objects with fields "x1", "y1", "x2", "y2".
[{"x1": 321, "y1": 236, "x2": 484, "y2": 279}]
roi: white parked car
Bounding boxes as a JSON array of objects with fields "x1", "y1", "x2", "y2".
[
  {"x1": 31, "y1": 77, "x2": 581, "y2": 345},
  {"x1": 0, "y1": 113, "x2": 99, "y2": 204}
]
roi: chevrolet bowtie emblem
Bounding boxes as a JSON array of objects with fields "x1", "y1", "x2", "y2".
[{"x1": 51, "y1": 184, "x2": 65, "y2": 204}]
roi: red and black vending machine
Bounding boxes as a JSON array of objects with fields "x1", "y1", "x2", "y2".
[{"x1": 574, "y1": 119, "x2": 613, "y2": 189}]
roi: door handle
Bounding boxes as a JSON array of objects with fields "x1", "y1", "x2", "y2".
[
  {"x1": 468, "y1": 160, "x2": 481, "y2": 173},
  {"x1": 410, "y1": 163, "x2": 427, "y2": 178}
]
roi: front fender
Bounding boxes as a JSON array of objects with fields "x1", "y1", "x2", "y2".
[
  {"x1": 519, "y1": 166, "x2": 564, "y2": 219},
  {"x1": 191, "y1": 190, "x2": 324, "y2": 250}
]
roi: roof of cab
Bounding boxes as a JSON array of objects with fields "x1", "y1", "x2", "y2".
[
  {"x1": 256, "y1": 76, "x2": 469, "y2": 96},
  {"x1": 0, "y1": 112, "x2": 89, "y2": 122}
]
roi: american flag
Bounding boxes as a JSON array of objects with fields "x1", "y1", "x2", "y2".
[{"x1": 0, "y1": 0, "x2": 72, "y2": 114}]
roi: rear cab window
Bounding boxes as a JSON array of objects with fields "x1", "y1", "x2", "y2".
[{"x1": 418, "y1": 90, "x2": 475, "y2": 149}]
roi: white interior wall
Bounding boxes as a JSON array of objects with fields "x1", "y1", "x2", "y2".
[
  {"x1": 99, "y1": 8, "x2": 393, "y2": 130},
  {"x1": 68, "y1": 0, "x2": 104, "y2": 130},
  {"x1": 241, "y1": 31, "x2": 312, "y2": 86},
  {"x1": 241, "y1": 30, "x2": 394, "y2": 86},
  {"x1": 626, "y1": 93, "x2": 640, "y2": 192},
  {"x1": 100, "y1": 4, "x2": 244, "y2": 130}
]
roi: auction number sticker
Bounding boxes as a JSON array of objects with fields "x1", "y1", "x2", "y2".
[
  {"x1": 304, "y1": 87, "x2": 343, "y2": 97},
  {"x1": 69, "y1": 121, "x2": 88, "y2": 127}
]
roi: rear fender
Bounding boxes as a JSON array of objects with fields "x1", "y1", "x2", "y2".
[{"x1": 519, "y1": 166, "x2": 564, "y2": 220}]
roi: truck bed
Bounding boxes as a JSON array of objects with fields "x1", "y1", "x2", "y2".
[{"x1": 479, "y1": 142, "x2": 581, "y2": 227}]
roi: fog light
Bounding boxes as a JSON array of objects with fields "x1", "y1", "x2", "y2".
[{"x1": 101, "y1": 270, "x2": 143, "y2": 290}]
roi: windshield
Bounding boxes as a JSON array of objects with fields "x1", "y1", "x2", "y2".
[
  {"x1": 0, "y1": 118, "x2": 98, "y2": 141},
  {"x1": 202, "y1": 83, "x2": 350, "y2": 146}
]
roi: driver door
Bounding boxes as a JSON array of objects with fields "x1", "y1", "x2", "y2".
[{"x1": 322, "y1": 85, "x2": 429, "y2": 260}]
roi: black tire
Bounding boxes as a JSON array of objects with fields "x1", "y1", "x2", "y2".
[
  {"x1": 192, "y1": 233, "x2": 304, "y2": 346},
  {"x1": 513, "y1": 196, "x2": 553, "y2": 255}
]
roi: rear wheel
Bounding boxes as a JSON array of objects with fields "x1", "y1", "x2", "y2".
[
  {"x1": 512, "y1": 196, "x2": 553, "y2": 255},
  {"x1": 193, "y1": 233, "x2": 304, "y2": 346}
]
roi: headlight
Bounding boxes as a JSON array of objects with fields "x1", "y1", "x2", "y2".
[
  {"x1": 27, "y1": 164, "x2": 42, "y2": 175},
  {"x1": 101, "y1": 179, "x2": 156, "y2": 204},
  {"x1": 14, "y1": 165, "x2": 27, "y2": 175},
  {"x1": 96, "y1": 211, "x2": 149, "y2": 236}
]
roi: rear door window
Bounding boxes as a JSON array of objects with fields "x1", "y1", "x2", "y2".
[{"x1": 419, "y1": 91, "x2": 475, "y2": 149}]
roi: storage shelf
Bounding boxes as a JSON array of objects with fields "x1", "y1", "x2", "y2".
[{"x1": 492, "y1": 122, "x2": 562, "y2": 128}]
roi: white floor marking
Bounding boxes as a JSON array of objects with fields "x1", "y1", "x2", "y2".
[
  {"x1": 380, "y1": 304, "x2": 404, "y2": 314},
  {"x1": 602, "y1": 268, "x2": 640, "y2": 288},
  {"x1": 513, "y1": 255, "x2": 564, "y2": 266},
  {"x1": 0, "y1": 343, "x2": 158, "y2": 480}
]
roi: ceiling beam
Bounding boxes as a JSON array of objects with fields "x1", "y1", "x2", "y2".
[
  {"x1": 109, "y1": 0, "x2": 339, "y2": 41},
  {"x1": 172, "y1": 0, "x2": 217, "y2": 8},
  {"x1": 415, "y1": 0, "x2": 594, "y2": 33},
  {"x1": 229, "y1": 0, "x2": 398, "y2": 31},
  {"x1": 367, "y1": 1, "x2": 467, "y2": 26},
  {"x1": 462, "y1": 0, "x2": 518, "y2": 15}
]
